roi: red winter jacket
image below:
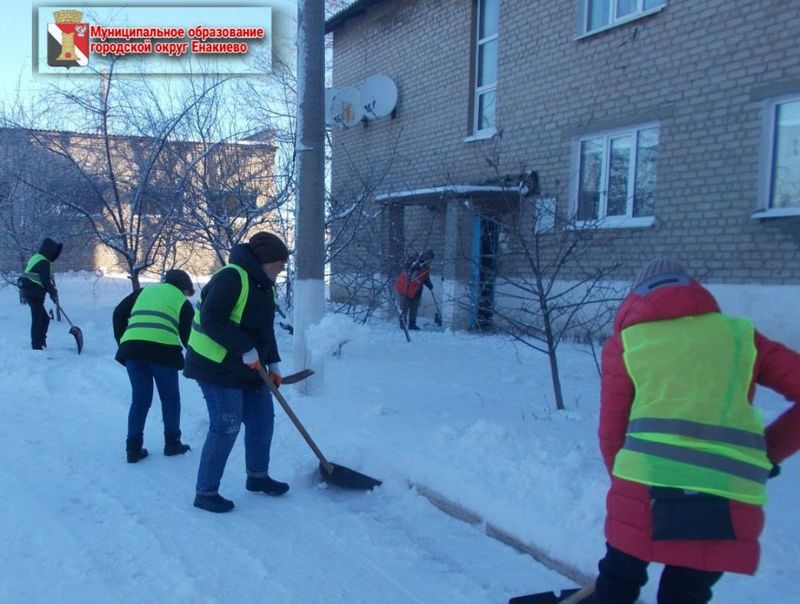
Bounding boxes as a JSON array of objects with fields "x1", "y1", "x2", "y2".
[{"x1": 599, "y1": 278, "x2": 800, "y2": 574}]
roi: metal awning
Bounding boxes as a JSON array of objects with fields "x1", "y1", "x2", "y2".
[{"x1": 374, "y1": 185, "x2": 511, "y2": 205}]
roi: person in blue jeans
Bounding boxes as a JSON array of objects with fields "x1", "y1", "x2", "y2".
[
  {"x1": 184, "y1": 232, "x2": 289, "y2": 513},
  {"x1": 113, "y1": 269, "x2": 195, "y2": 462}
]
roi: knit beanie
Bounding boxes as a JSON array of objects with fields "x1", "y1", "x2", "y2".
[
  {"x1": 163, "y1": 269, "x2": 195, "y2": 295},
  {"x1": 632, "y1": 257, "x2": 687, "y2": 290},
  {"x1": 249, "y1": 232, "x2": 289, "y2": 264},
  {"x1": 421, "y1": 249, "x2": 434, "y2": 262}
]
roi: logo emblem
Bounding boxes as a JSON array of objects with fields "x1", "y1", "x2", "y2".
[{"x1": 47, "y1": 9, "x2": 89, "y2": 68}]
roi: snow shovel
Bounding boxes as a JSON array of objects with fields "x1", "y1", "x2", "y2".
[
  {"x1": 256, "y1": 365, "x2": 382, "y2": 491},
  {"x1": 281, "y1": 369, "x2": 314, "y2": 385},
  {"x1": 509, "y1": 581, "x2": 595, "y2": 604},
  {"x1": 56, "y1": 303, "x2": 83, "y2": 354},
  {"x1": 430, "y1": 289, "x2": 442, "y2": 326}
]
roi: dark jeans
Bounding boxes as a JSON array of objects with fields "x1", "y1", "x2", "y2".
[
  {"x1": 195, "y1": 381, "x2": 275, "y2": 495},
  {"x1": 126, "y1": 359, "x2": 181, "y2": 440},
  {"x1": 594, "y1": 544, "x2": 723, "y2": 604},
  {"x1": 27, "y1": 297, "x2": 49, "y2": 349},
  {"x1": 399, "y1": 294, "x2": 421, "y2": 328}
]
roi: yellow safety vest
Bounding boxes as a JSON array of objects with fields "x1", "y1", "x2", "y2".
[{"x1": 613, "y1": 313, "x2": 771, "y2": 505}]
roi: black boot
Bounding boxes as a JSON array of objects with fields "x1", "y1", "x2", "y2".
[
  {"x1": 126, "y1": 437, "x2": 149, "y2": 463},
  {"x1": 193, "y1": 493, "x2": 234, "y2": 513},
  {"x1": 246, "y1": 475, "x2": 290, "y2": 496},
  {"x1": 164, "y1": 431, "x2": 191, "y2": 456}
]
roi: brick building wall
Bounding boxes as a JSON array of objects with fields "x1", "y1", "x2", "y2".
[{"x1": 328, "y1": 0, "x2": 800, "y2": 341}]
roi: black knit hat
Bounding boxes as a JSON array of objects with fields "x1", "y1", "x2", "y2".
[
  {"x1": 249, "y1": 232, "x2": 289, "y2": 264},
  {"x1": 163, "y1": 269, "x2": 194, "y2": 296}
]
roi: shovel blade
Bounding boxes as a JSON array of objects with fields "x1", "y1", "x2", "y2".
[
  {"x1": 509, "y1": 589, "x2": 580, "y2": 604},
  {"x1": 319, "y1": 461, "x2": 382, "y2": 491},
  {"x1": 281, "y1": 369, "x2": 314, "y2": 385},
  {"x1": 69, "y1": 326, "x2": 84, "y2": 354}
]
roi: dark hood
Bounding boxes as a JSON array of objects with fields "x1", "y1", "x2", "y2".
[
  {"x1": 228, "y1": 243, "x2": 273, "y2": 289},
  {"x1": 39, "y1": 238, "x2": 63, "y2": 262}
]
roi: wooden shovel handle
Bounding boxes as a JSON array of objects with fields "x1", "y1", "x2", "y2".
[
  {"x1": 255, "y1": 364, "x2": 334, "y2": 474},
  {"x1": 560, "y1": 581, "x2": 595, "y2": 604}
]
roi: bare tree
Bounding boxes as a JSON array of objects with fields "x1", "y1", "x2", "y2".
[{"x1": 462, "y1": 183, "x2": 624, "y2": 410}]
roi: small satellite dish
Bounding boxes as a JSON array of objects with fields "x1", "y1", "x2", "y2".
[
  {"x1": 330, "y1": 86, "x2": 363, "y2": 128},
  {"x1": 325, "y1": 87, "x2": 336, "y2": 127},
  {"x1": 360, "y1": 74, "x2": 398, "y2": 119}
]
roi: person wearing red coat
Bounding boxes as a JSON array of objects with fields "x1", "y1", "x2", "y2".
[{"x1": 589, "y1": 258, "x2": 800, "y2": 604}]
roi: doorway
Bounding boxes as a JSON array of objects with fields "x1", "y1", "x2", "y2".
[{"x1": 469, "y1": 214, "x2": 498, "y2": 330}]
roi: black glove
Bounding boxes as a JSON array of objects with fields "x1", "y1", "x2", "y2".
[
  {"x1": 52, "y1": 291, "x2": 59, "y2": 304},
  {"x1": 769, "y1": 463, "x2": 781, "y2": 479},
  {"x1": 426, "y1": 282, "x2": 434, "y2": 291}
]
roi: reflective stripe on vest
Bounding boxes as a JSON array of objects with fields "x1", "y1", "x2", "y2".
[
  {"x1": 187, "y1": 264, "x2": 249, "y2": 363},
  {"x1": 120, "y1": 283, "x2": 187, "y2": 347},
  {"x1": 612, "y1": 312, "x2": 770, "y2": 505},
  {"x1": 21, "y1": 253, "x2": 48, "y2": 287}
]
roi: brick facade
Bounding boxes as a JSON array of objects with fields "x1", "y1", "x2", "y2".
[{"x1": 328, "y1": 0, "x2": 800, "y2": 341}]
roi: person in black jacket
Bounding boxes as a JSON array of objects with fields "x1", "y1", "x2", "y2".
[
  {"x1": 113, "y1": 269, "x2": 195, "y2": 463},
  {"x1": 184, "y1": 232, "x2": 289, "y2": 513},
  {"x1": 19, "y1": 238, "x2": 62, "y2": 350}
]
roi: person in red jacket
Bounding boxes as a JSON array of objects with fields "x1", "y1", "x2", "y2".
[
  {"x1": 394, "y1": 249, "x2": 434, "y2": 330},
  {"x1": 588, "y1": 258, "x2": 800, "y2": 604}
]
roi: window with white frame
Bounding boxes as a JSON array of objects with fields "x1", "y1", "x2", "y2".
[
  {"x1": 581, "y1": 0, "x2": 666, "y2": 35},
  {"x1": 762, "y1": 96, "x2": 800, "y2": 212},
  {"x1": 472, "y1": 0, "x2": 498, "y2": 134},
  {"x1": 574, "y1": 125, "x2": 658, "y2": 225}
]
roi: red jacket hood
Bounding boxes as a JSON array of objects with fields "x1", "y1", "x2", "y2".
[{"x1": 613, "y1": 279, "x2": 722, "y2": 334}]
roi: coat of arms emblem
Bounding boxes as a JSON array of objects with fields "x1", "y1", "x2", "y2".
[{"x1": 47, "y1": 9, "x2": 89, "y2": 68}]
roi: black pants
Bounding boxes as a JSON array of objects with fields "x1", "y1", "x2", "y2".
[
  {"x1": 593, "y1": 544, "x2": 723, "y2": 604},
  {"x1": 399, "y1": 294, "x2": 421, "y2": 328},
  {"x1": 27, "y1": 297, "x2": 50, "y2": 350}
]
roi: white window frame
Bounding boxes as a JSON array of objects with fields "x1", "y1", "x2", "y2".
[
  {"x1": 754, "y1": 93, "x2": 800, "y2": 219},
  {"x1": 472, "y1": 0, "x2": 498, "y2": 136},
  {"x1": 570, "y1": 123, "x2": 659, "y2": 229},
  {"x1": 577, "y1": 0, "x2": 666, "y2": 37}
]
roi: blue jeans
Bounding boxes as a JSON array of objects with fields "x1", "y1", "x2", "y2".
[
  {"x1": 195, "y1": 381, "x2": 275, "y2": 495},
  {"x1": 126, "y1": 360, "x2": 181, "y2": 439}
]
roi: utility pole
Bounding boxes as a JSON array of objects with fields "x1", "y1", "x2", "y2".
[{"x1": 292, "y1": 0, "x2": 325, "y2": 394}]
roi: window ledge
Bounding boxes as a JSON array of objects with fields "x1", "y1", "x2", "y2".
[
  {"x1": 574, "y1": 215, "x2": 656, "y2": 229},
  {"x1": 464, "y1": 128, "x2": 496, "y2": 143},
  {"x1": 751, "y1": 207, "x2": 800, "y2": 219},
  {"x1": 576, "y1": 6, "x2": 666, "y2": 41}
]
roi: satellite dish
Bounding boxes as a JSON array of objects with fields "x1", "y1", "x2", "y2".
[
  {"x1": 330, "y1": 86, "x2": 363, "y2": 128},
  {"x1": 360, "y1": 74, "x2": 398, "y2": 119}
]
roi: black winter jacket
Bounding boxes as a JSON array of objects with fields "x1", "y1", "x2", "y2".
[
  {"x1": 20, "y1": 238, "x2": 62, "y2": 301},
  {"x1": 183, "y1": 243, "x2": 281, "y2": 389},
  {"x1": 113, "y1": 285, "x2": 194, "y2": 369}
]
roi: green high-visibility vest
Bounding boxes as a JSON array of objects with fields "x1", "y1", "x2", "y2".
[
  {"x1": 21, "y1": 253, "x2": 48, "y2": 287},
  {"x1": 187, "y1": 264, "x2": 249, "y2": 363},
  {"x1": 120, "y1": 283, "x2": 188, "y2": 347},
  {"x1": 613, "y1": 312, "x2": 771, "y2": 505}
]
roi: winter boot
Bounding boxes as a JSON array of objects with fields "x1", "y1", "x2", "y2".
[
  {"x1": 246, "y1": 475, "x2": 290, "y2": 497},
  {"x1": 164, "y1": 431, "x2": 191, "y2": 456},
  {"x1": 193, "y1": 493, "x2": 234, "y2": 513},
  {"x1": 126, "y1": 437, "x2": 149, "y2": 463}
]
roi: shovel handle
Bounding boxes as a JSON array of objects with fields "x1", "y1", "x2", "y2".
[
  {"x1": 56, "y1": 303, "x2": 74, "y2": 328},
  {"x1": 560, "y1": 581, "x2": 595, "y2": 604},
  {"x1": 256, "y1": 364, "x2": 334, "y2": 474}
]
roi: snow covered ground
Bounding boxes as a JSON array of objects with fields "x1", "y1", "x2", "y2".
[{"x1": 1, "y1": 273, "x2": 797, "y2": 603}]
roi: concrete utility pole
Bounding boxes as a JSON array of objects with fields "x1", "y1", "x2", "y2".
[{"x1": 292, "y1": 0, "x2": 326, "y2": 394}]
